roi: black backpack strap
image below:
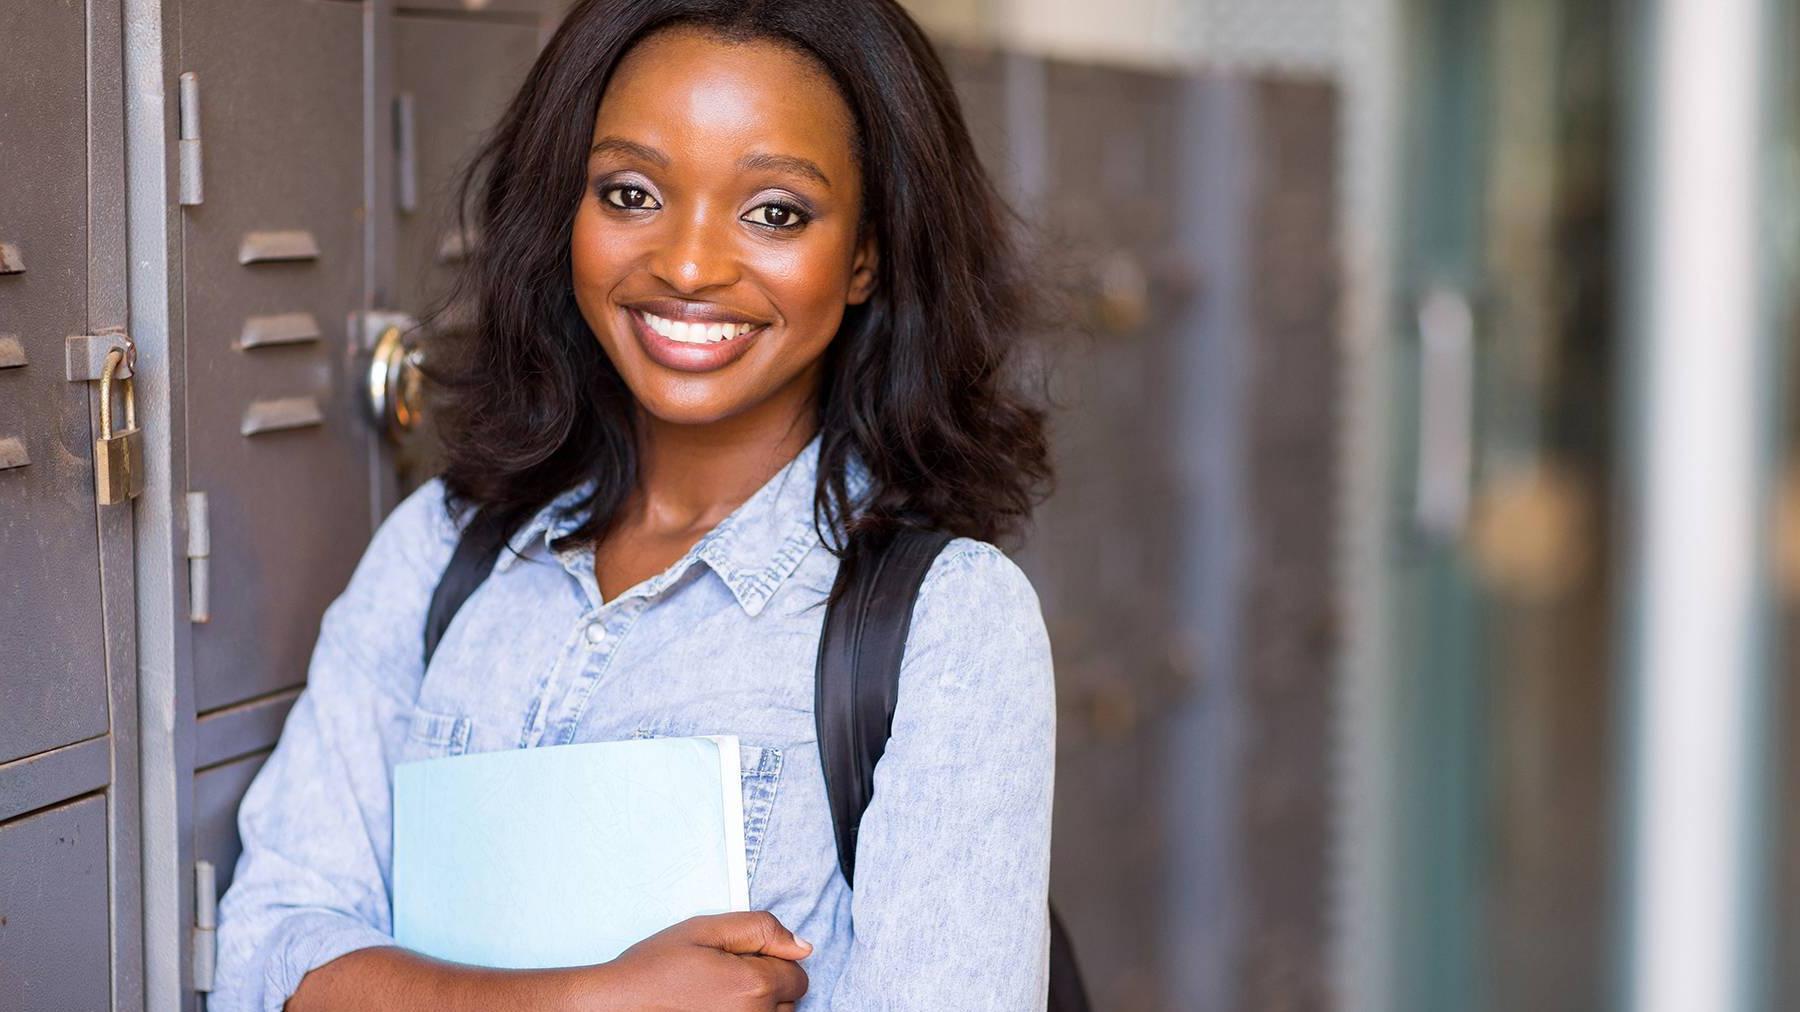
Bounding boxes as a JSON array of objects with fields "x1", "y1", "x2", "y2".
[
  {"x1": 423, "y1": 518, "x2": 514, "y2": 668},
  {"x1": 812, "y1": 527, "x2": 953, "y2": 888},
  {"x1": 813, "y1": 527, "x2": 1093, "y2": 1012}
]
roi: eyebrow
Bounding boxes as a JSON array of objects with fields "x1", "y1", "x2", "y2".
[
  {"x1": 589, "y1": 136, "x2": 831, "y2": 190},
  {"x1": 589, "y1": 136, "x2": 669, "y2": 166},
  {"x1": 736, "y1": 152, "x2": 832, "y2": 189}
]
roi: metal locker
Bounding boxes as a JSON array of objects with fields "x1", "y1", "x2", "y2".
[
  {"x1": 1014, "y1": 60, "x2": 1194, "y2": 1011},
  {"x1": 193, "y1": 752, "x2": 270, "y2": 899},
  {"x1": 0, "y1": 0, "x2": 110, "y2": 763},
  {"x1": 178, "y1": 0, "x2": 375, "y2": 714},
  {"x1": 0, "y1": 1, "x2": 143, "y2": 1010},
  {"x1": 0, "y1": 797, "x2": 113, "y2": 1012},
  {"x1": 140, "y1": 7, "x2": 557, "y2": 1009},
  {"x1": 381, "y1": 9, "x2": 548, "y2": 489},
  {"x1": 391, "y1": 11, "x2": 543, "y2": 320}
]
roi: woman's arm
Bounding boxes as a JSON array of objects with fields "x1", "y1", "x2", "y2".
[
  {"x1": 825, "y1": 541, "x2": 1057, "y2": 1010},
  {"x1": 209, "y1": 482, "x2": 457, "y2": 1012},
  {"x1": 209, "y1": 483, "x2": 811, "y2": 1012},
  {"x1": 286, "y1": 912, "x2": 813, "y2": 1012}
]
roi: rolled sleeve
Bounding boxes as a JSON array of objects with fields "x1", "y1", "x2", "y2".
[
  {"x1": 210, "y1": 480, "x2": 459, "y2": 1012},
  {"x1": 826, "y1": 540, "x2": 1057, "y2": 1010}
]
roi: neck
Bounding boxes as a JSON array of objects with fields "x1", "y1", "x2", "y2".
[{"x1": 628, "y1": 398, "x2": 818, "y2": 535}]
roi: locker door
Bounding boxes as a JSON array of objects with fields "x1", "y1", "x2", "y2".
[
  {"x1": 1010, "y1": 58, "x2": 1192, "y2": 1011},
  {"x1": 173, "y1": 7, "x2": 552, "y2": 1008},
  {"x1": 178, "y1": 0, "x2": 374, "y2": 715},
  {"x1": 0, "y1": 2, "x2": 142, "y2": 1010},
  {"x1": 382, "y1": 9, "x2": 546, "y2": 490},
  {"x1": 170, "y1": 7, "x2": 373, "y2": 1006},
  {"x1": 391, "y1": 10, "x2": 543, "y2": 319}
]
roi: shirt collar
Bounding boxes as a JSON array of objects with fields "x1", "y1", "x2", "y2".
[{"x1": 492, "y1": 433, "x2": 870, "y2": 616}]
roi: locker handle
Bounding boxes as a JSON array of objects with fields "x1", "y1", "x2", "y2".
[
  {"x1": 1413, "y1": 286, "x2": 1476, "y2": 542},
  {"x1": 365, "y1": 318, "x2": 425, "y2": 442},
  {"x1": 395, "y1": 92, "x2": 419, "y2": 214}
]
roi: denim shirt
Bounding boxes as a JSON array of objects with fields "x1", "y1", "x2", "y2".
[{"x1": 211, "y1": 435, "x2": 1056, "y2": 1011}]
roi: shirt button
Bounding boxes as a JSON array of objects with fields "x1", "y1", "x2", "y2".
[{"x1": 584, "y1": 621, "x2": 606, "y2": 646}]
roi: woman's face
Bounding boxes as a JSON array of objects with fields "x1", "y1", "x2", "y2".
[{"x1": 571, "y1": 27, "x2": 877, "y2": 428}]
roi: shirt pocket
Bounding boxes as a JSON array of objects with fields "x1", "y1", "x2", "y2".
[
  {"x1": 632, "y1": 730, "x2": 785, "y2": 887},
  {"x1": 403, "y1": 706, "x2": 473, "y2": 760}
]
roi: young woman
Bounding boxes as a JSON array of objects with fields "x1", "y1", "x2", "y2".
[{"x1": 213, "y1": 1, "x2": 1055, "y2": 1009}]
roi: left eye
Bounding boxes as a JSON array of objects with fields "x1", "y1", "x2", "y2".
[
  {"x1": 743, "y1": 202, "x2": 808, "y2": 229},
  {"x1": 600, "y1": 184, "x2": 659, "y2": 210}
]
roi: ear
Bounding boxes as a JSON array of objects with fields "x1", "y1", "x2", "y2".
[{"x1": 846, "y1": 232, "x2": 879, "y2": 306}]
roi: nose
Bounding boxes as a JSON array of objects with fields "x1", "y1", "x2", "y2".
[{"x1": 646, "y1": 206, "x2": 739, "y2": 295}]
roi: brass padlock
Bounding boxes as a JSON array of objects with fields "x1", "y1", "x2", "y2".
[{"x1": 95, "y1": 348, "x2": 144, "y2": 505}]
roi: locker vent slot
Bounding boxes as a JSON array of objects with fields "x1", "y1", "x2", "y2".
[
  {"x1": 240, "y1": 396, "x2": 326, "y2": 436},
  {"x1": 0, "y1": 242, "x2": 23, "y2": 274},
  {"x1": 237, "y1": 230, "x2": 321, "y2": 265},
  {"x1": 0, "y1": 436, "x2": 28, "y2": 471},
  {"x1": 237, "y1": 312, "x2": 322, "y2": 350},
  {"x1": 0, "y1": 335, "x2": 25, "y2": 368}
]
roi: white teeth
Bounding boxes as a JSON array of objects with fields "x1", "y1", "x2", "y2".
[{"x1": 639, "y1": 310, "x2": 756, "y2": 344}]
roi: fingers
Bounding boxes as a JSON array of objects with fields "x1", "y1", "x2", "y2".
[
  {"x1": 740, "y1": 953, "x2": 810, "y2": 1004},
  {"x1": 687, "y1": 911, "x2": 813, "y2": 960}
]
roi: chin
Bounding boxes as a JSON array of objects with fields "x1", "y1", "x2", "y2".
[{"x1": 629, "y1": 379, "x2": 755, "y2": 428}]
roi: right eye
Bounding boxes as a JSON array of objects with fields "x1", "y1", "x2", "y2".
[{"x1": 598, "y1": 184, "x2": 660, "y2": 211}]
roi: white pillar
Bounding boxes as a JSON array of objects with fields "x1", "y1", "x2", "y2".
[{"x1": 1627, "y1": 0, "x2": 1771, "y2": 1008}]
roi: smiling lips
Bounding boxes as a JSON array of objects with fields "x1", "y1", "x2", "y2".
[{"x1": 624, "y1": 304, "x2": 769, "y2": 373}]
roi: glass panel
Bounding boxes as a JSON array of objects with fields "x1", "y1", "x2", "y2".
[{"x1": 1389, "y1": 0, "x2": 1618, "y2": 1007}]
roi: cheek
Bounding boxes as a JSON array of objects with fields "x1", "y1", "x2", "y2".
[
  {"x1": 570, "y1": 203, "x2": 634, "y2": 293},
  {"x1": 759, "y1": 240, "x2": 856, "y2": 333}
]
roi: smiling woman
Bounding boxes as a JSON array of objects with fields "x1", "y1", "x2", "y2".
[
  {"x1": 427, "y1": 0, "x2": 1048, "y2": 562},
  {"x1": 208, "y1": 2, "x2": 1059, "y2": 1011}
]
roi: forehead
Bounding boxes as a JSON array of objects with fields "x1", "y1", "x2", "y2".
[{"x1": 595, "y1": 27, "x2": 855, "y2": 167}]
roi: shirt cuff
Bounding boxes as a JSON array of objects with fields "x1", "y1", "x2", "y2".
[{"x1": 256, "y1": 910, "x2": 398, "y2": 1012}]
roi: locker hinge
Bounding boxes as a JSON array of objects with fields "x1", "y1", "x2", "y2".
[
  {"x1": 187, "y1": 491, "x2": 211, "y2": 623},
  {"x1": 193, "y1": 860, "x2": 217, "y2": 993},
  {"x1": 178, "y1": 72, "x2": 204, "y2": 206}
]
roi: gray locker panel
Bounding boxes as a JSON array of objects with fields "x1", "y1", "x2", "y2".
[
  {"x1": 1024, "y1": 61, "x2": 1192, "y2": 1011},
  {"x1": 0, "y1": 0, "x2": 110, "y2": 765},
  {"x1": 392, "y1": 12, "x2": 541, "y2": 318},
  {"x1": 180, "y1": 0, "x2": 376, "y2": 712},
  {"x1": 194, "y1": 751, "x2": 270, "y2": 899},
  {"x1": 0, "y1": 796, "x2": 112, "y2": 1012},
  {"x1": 393, "y1": 0, "x2": 550, "y2": 16},
  {"x1": 939, "y1": 45, "x2": 1010, "y2": 196}
]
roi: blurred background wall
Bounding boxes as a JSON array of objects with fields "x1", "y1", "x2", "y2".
[{"x1": 4, "y1": 0, "x2": 1798, "y2": 1010}]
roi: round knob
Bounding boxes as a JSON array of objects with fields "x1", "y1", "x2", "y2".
[{"x1": 366, "y1": 323, "x2": 424, "y2": 442}]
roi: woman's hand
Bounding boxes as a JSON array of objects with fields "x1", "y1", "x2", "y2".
[{"x1": 565, "y1": 911, "x2": 813, "y2": 1012}]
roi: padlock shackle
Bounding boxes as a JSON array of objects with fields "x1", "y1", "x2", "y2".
[
  {"x1": 100, "y1": 348, "x2": 122, "y2": 438},
  {"x1": 97, "y1": 348, "x2": 137, "y2": 437}
]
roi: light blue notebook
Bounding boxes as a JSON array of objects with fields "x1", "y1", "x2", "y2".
[{"x1": 392, "y1": 735, "x2": 749, "y2": 969}]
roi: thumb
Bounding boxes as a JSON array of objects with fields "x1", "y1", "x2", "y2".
[{"x1": 688, "y1": 911, "x2": 813, "y2": 960}]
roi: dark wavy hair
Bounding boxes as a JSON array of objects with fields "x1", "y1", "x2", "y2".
[{"x1": 427, "y1": 0, "x2": 1050, "y2": 557}]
